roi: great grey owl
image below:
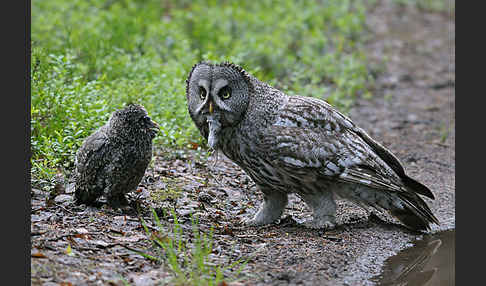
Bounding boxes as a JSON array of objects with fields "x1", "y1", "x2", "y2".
[
  {"x1": 186, "y1": 61, "x2": 439, "y2": 231},
  {"x1": 74, "y1": 104, "x2": 159, "y2": 208}
]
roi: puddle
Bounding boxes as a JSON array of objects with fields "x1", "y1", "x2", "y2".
[{"x1": 372, "y1": 230, "x2": 455, "y2": 286}]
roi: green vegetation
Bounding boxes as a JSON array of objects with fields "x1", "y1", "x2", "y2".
[
  {"x1": 392, "y1": 0, "x2": 454, "y2": 12},
  {"x1": 135, "y1": 208, "x2": 245, "y2": 285},
  {"x1": 150, "y1": 176, "x2": 183, "y2": 202},
  {"x1": 31, "y1": 0, "x2": 372, "y2": 185}
]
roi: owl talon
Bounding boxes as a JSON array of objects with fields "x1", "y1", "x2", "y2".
[
  {"x1": 303, "y1": 218, "x2": 336, "y2": 230},
  {"x1": 242, "y1": 215, "x2": 273, "y2": 226},
  {"x1": 107, "y1": 194, "x2": 130, "y2": 209},
  {"x1": 242, "y1": 216, "x2": 278, "y2": 227},
  {"x1": 241, "y1": 217, "x2": 259, "y2": 226}
]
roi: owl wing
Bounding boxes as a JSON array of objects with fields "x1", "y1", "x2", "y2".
[
  {"x1": 260, "y1": 95, "x2": 426, "y2": 196},
  {"x1": 260, "y1": 120, "x2": 440, "y2": 229},
  {"x1": 75, "y1": 125, "x2": 111, "y2": 181},
  {"x1": 261, "y1": 124, "x2": 406, "y2": 193}
]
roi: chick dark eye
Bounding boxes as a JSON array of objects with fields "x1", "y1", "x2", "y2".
[
  {"x1": 199, "y1": 87, "x2": 207, "y2": 100},
  {"x1": 140, "y1": 116, "x2": 151, "y2": 123},
  {"x1": 218, "y1": 86, "x2": 231, "y2": 100}
]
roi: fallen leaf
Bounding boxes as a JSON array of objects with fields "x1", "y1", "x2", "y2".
[
  {"x1": 122, "y1": 256, "x2": 133, "y2": 264},
  {"x1": 66, "y1": 244, "x2": 74, "y2": 256},
  {"x1": 74, "y1": 233, "x2": 86, "y2": 239},
  {"x1": 31, "y1": 252, "x2": 47, "y2": 259},
  {"x1": 109, "y1": 228, "x2": 126, "y2": 236},
  {"x1": 107, "y1": 234, "x2": 145, "y2": 243},
  {"x1": 215, "y1": 210, "x2": 224, "y2": 216},
  {"x1": 189, "y1": 141, "x2": 199, "y2": 149},
  {"x1": 66, "y1": 235, "x2": 77, "y2": 246},
  {"x1": 89, "y1": 240, "x2": 110, "y2": 248},
  {"x1": 75, "y1": 228, "x2": 89, "y2": 234},
  {"x1": 221, "y1": 225, "x2": 234, "y2": 236}
]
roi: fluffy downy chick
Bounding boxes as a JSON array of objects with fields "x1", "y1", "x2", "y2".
[{"x1": 74, "y1": 104, "x2": 159, "y2": 208}]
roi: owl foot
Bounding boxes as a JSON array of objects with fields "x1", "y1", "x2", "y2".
[
  {"x1": 243, "y1": 191, "x2": 288, "y2": 226},
  {"x1": 241, "y1": 216, "x2": 266, "y2": 226},
  {"x1": 242, "y1": 212, "x2": 278, "y2": 226},
  {"x1": 107, "y1": 194, "x2": 130, "y2": 209},
  {"x1": 302, "y1": 216, "x2": 336, "y2": 230}
]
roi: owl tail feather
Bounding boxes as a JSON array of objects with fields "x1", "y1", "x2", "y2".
[
  {"x1": 389, "y1": 191, "x2": 440, "y2": 232},
  {"x1": 402, "y1": 175, "x2": 435, "y2": 199},
  {"x1": 336, "y1": 186, "x2": 439, "y2": 232}
]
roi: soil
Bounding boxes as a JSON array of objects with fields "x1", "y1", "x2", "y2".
[{"x1": 30, "y1": 1, "x2": 455, "y2": 285}]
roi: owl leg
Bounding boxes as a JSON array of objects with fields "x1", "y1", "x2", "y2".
[
  {"x1": 74, "y1": 186, "x2": 102, "y2": 206},
  {"x1": 107, "y1": 192, "x2": 130, "y2": 209},
  {"x1": 300, "y1": 190, "x2": 337, "y2": 230},
  {"x1": 244, "y1": 188, "x2": 288, "y2": 226}
]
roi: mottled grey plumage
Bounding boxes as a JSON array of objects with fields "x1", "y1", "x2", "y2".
[
  {"x1": 74, "y1": 104, "x2": 159, "y2": 208},
  {"x1": 186, "y1": 61, "x2": 439, "y2": 231}
]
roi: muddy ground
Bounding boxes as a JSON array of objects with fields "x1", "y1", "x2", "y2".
[{"x1": 31, "y1": 1, "x2": 455, "y2": 285}]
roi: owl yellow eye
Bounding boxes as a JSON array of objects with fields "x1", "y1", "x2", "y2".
[
  {"x1": 219, "y1": 86, "x2": 231, "y2": 100},
  {"x1": 199, "y1": 87, "x2": 207, "y2": 100}
]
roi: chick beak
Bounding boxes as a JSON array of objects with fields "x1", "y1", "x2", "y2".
[
  {"x1": 151, "y1": 119, "x2": 159, "y2": 130},
  {"x1": 209, "y1": 100, "x2": 214, "y2": 114},
  {"x1": 149, "y1": 119, "x2": 160, "y2": 136}
]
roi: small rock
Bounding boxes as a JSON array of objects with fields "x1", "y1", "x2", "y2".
[
  {"x1": 198, "y1": 193, "x2": 213, "y2": 204},
  {"x1": 75, "y1": 228, "x2": 89, "y2": 234},
  {"x1": 65, "y1": 182, "x2": 75, "y2": 194},
  {"x1": 407, "y1": 114, "x2": 418, "y2": 123},
  {"x1": 54, "y1": 194, "x2": 73, "y2": 203},
  {"x1": 128, "y1": 270, "x2": 163, "y2": 286}
]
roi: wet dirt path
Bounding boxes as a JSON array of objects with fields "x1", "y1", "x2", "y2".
[{"x1": 340, "y1": 1, "x2": 455, "y2": 285}]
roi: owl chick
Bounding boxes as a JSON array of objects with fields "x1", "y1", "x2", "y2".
[
  {"x1": 186, "y1": 61, "x2": 439, "y2": 232},
  {"x1": 74, "y1": 104, "x2": 159, "y2": 208}
]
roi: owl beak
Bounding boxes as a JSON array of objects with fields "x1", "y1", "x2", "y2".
[{"x1": 209, "y1": 100, "x2": 214, "y2": 114}]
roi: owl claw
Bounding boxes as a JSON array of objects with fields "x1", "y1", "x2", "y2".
[
  {"x1": 302, "y1": 217, "x2": 336, "y2": 230},
  {"x1": 241, "y1": 217, "x2": 258, "y2": 226},
  {"x1": 242, "y1": 215, "x2": 278, "y2": 226},
  {"x1": 241, "y1": 216, "x2": 266, "y2": 226}
]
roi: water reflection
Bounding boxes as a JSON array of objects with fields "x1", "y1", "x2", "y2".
[{"x1": 372, "y1": 230, "x2": 455, "y2": 286}]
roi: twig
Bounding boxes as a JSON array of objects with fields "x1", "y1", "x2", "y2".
[
  {"x1": 31, "y1": 207, "x2": 46, "y2": 214},
  {"x1": 434, "y1": 142, "x2": 450, "y2": 148},
  {"x1": 46, "y1": 231, "x2": 103, "y2": 242},
  {"x1": 31, "y1": 230, "x2": 48, "y2": 236},
  {"x1": 55, "y1": 203, "x2": 76, "y2": 214}
]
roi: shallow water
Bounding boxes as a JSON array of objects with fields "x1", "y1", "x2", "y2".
[{"x1": 372, "y1": 230, "x2": 455, "y2": 286}]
